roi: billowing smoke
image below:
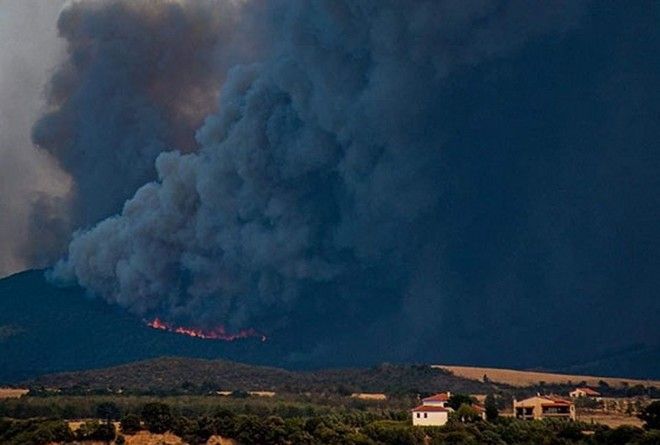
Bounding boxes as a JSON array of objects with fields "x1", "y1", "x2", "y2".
[
  {"x1": 50, "y1": 0, "x2": 591, "y2": 355},
  {"x1": 26, "y1": 0, "x2": 264, "y2": 266},
  {"x1": 23, "y1": 0, "x2": 656, "y2": 370}
]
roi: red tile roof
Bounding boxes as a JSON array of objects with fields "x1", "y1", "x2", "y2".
[
  {"x1": 575, "y1": 387, "x2": 600, "y2": 396},
  {"x1": 422, "y1": 393, "x2": 450, "y2": 402},
  {"x1": 515, "y1": 395, "x2": 573, "y2": 408},
  {"x1": 412, "y1": 405, "x2": 449, "y2": 412}
]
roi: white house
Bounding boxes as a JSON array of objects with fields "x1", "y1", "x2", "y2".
[
  {"x1": 412, "y1": 404, "x2": 450, "y2": 426},
  {"x1": 412, "y1": 392, "x2": 452, "y2": 426},
  {"x1": 569, "y1": 387, "x2": 600, "y2": 398}
]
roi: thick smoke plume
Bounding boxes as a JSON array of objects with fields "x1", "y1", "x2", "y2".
[
  {"x1": 51, "y1": 0, "x2": 590, "y2": 356},
  {"x1": 27, "y1": 0, "x2": 262, "y2": 266}
]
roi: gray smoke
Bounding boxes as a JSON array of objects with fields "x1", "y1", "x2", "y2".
[
  {"x1": 26, "y1": 0, "x2": 264, "y2": 266},
  {"x1": 52, "y1": 0, "x2": 587, "y2": 345}
]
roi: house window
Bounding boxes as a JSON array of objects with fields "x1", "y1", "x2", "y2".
[
  {"x1": 424, "y1": 413, "x2": 428, "y2": 418},
  {"x1": 416, "y1": 413, "x2": 420, "y2": 418}
]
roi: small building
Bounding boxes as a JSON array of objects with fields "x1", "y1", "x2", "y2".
[
  {"x1": 471, "y1": 403, "x2": 487, "y2": 420},
  {"x1": 514, "y1": 395, "x2": 576, "y2": 421},
  {"x1": 569, "y1": 387, "x2": 600, "y2": 398},
  {"x1": 412, "y1": 391, "x2": 488, "y2": 426},
  {"x1": 411, "y1": 392, "x2": 453, "y2": 426},
  {"x1": 412, "y1": 405, "x2": 450, "y2": 426},
  {"x1": 350, "y1": 392, "x2": 387, "y2": 400}
]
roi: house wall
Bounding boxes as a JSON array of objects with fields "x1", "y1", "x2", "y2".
[
  {"x1": 422, "y1": 400, "x2": 448, "y2": 407},
  {"x1": 412, "y1": 411, "x2": 448, "y2": 426}
]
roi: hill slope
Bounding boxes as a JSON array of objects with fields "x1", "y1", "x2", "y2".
[
  {"x1": 435, "y1": 365, "x2": 660, "y2": 388},
  {"x1": 2, "y1": 269, "x2": 658, "y2": 382},
  {"x1": 25, "y1": 356, "x2": 493, "y2": 394},
  {"x1": 0, "y1": 270, "x2": 270, "y2": 382}
]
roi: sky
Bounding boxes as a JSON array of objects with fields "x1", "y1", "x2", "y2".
[
  {"x1": 0, "y1": 0, "x2": 658, "y2": 370},
  {"x1": 0, "y1": 0, "x2": 69, "y2": 276}
]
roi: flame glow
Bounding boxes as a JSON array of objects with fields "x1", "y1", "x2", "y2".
[{"x1": 146, "y1": 317, "x2": 266, "y2": 342}]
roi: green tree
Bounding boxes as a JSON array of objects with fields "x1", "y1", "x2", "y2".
[
  {"x1": 448, "y1": 394, "x2": 475, "y2": 410},
  {"x1": 75, "y1": 420, "x2": 100, "y2": 440},
  {"x1": 594, "y1": 425, "x2": 644, "y2": 445},
  {"x1": 95, "y1": 401, "x2": 121, "y2": 421},
  {"x1": 92, "y1": 422, "x2": 116, "y2": 442},
  {"x1": 484, "y1": 394, "x2": 499, "y2": 421},
  {"x1": 451, "y1": 404, "x2": 482, "y2": 423},
  {"x1": 431, "y1": 430, "x2": 478, "y2": 445},
  {"x1": 141, "y1": 402, "x2": 173, "y2": 433},
  {"x1": 363, "y1": 420, "x2": 418, "y2": 445},
  {"x1": 173, "y1": 416, "x2": 204, "y2": 445},
  {"x1": 212, "y1": 408, "x2": 236, "y2": 437},
  {"x1": 75, "y1": 419, "x2": 115, "y2": 442},
  {"x1": 231, "y1": 389, "x2": 249, "y2": 398},
  {"x1": 639, "y1": 400, "x2": 660, "y2": 430},
  {"x1": 120, "y1": 413, "x2": 142, "y2": 434}
]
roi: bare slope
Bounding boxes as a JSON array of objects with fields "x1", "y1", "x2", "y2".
[{"x1": 435, "y1": 365, "x2": 660, "y2": 388}]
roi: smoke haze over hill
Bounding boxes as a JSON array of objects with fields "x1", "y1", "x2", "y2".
[{"x1": 2, "y1": 0, "x2": 658, "y2": 369}]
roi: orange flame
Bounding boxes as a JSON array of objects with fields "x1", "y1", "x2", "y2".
[{"x1": 146, "y1": 317, "x2": 266, "y2": 342}]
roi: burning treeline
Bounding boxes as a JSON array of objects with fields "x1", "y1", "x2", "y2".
[{"x1": 146, "y1": 318, "x2": 266, "y2": 342}]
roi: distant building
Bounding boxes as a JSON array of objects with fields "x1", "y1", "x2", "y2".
[
  {"x1": 514, "y1": 395, "x2": 576, "y2": 421},
  {"x1": 471, "y1": 403, "x2": 487, "y2": 420},
  {"x1": 569, "y1": 387, "x2": 600, "y2": 398},
  {"x1": 412, "y1": 391, "x2": 489, "y2": 426},
  {"x1": 412, "y1": 392, "x2": 452, "y2": 426},
  {"x1": 412, "y1": 404, "x2": 450, "y2": 426},
  {"x1": 350, "y1": 392, "x2": 387, "y2": 400}
]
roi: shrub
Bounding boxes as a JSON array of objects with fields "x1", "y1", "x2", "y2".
[
  {"x1": 639, "y1": 400, "x2": 660, "y2": 430},
  {"x1": 141, "y1": 402, "x2": 174, "y2": 433},
  {"x1": 120, "y1": 413, "x2": 142, "y2": 434}
]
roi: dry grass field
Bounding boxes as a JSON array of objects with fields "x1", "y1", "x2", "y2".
[
  {"x1": 499, "y1": 408, "x2": 643, "y2": 428},
  {"x1": 123, "y1": 431, "x2": 184, "y2": 445},
  {"x1": 66, "y1": 424, "x2": 237, "y2": 445},
  {"x1": 121, "y1": 433, "x2": 236, "y2": 445},
  {"x1": 0, "y1": 387, "x2": 28, "y2": 398},
  {"x1": 576, "y1": 412, "x2": 644, "y2": 428},
  {"x1": 434, "y1": 365, "x2": 660, "y2": 388}
]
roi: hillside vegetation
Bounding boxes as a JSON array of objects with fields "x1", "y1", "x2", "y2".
[{"x1": 26, "y1": 357, "x2": 493, "y2": 395}]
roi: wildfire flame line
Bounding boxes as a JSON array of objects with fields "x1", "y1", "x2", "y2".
[{"x1": 146, "y1": 317, "x2": 266, "y2": 342}]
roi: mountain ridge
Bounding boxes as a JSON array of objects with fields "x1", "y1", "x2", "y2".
[{"x1": 1, "y1": 269, "x2": 658, "y2": 382}]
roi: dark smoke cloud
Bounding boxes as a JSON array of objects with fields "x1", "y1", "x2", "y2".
[
  {"x1": 51, "y1": 0, "x2": 598, "y2": 359},
  {"x1": 27, "y1": 0, "x2": 263, "y2": 266}
]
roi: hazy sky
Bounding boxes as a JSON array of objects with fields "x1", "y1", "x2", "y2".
[{"x1": 0, "y1": 0, "x2": 69, "y2": 276}]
